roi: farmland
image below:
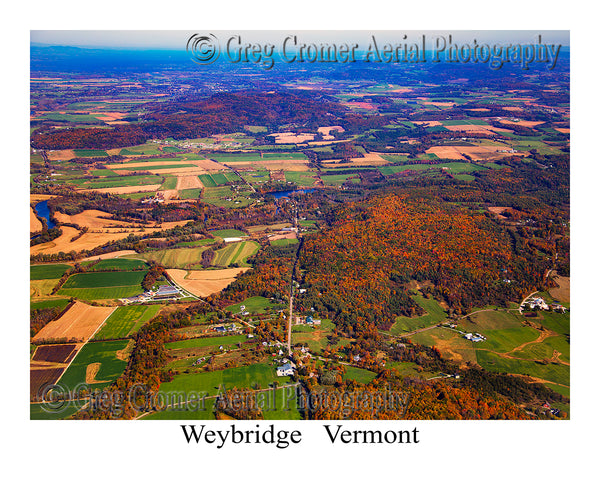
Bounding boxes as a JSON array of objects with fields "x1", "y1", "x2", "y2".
[
  {"x1": 33, "y1": 301, "x2": 116, "y2": 343},
  {"x1": 93, "y1": 304, "x2": 163, "y2": 340},
  {"x1": 57, "y1": 340, "x2": 130, "y2": 390},
  {"x1": 29, "y1": 44, "x2": 570, "y2": 423}
]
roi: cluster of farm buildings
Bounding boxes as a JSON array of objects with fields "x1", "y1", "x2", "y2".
[
  {"x1": 522, "y1": 296, "x2": 566, "y2": 313},
  {"x1": 120, "y1": 284, "x2": 181, "y2": 304}
]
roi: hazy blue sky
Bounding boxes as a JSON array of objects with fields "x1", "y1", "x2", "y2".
[{"x1": 31, "y1": 30, "x2": 569, "y2": 50}]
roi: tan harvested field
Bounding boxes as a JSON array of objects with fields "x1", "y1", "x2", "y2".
[
  {"x1": 94, "y1": 111, "x2": 126, "y2": 121},
  {"x1": 189, "y1": 159, "x2": 228, "y2": 170},
  {"x1": 269, "y1": 232, "x2": 297, "y2": 241},
  {"x1": 110, "y1": 161, "x2": 190, "y2": 169},
  {"x1": 421, "y1": 101, "x2": 455, "y2": 107},
  {"x1": 30, "y1": 207, "x2": 43, "y2": 232},
  {"x1": 30, "y1": 226, "x2": 134, "y2": 255},
  {"x1": 322, "y1": 152, "x2": 389, "y2": 167},
  {"x1": 31, "y1": 194, "x2": 55, "y2": 203},
  {"x1": 424, "y1": 146, "x2": 465, "y2": 160},
  {"x1": 443, "y1": 124, "x2": 496, "y2": 135},
  {"x1": 412, "y1": 121, "x2": 442, "y2": 127},
  {"x1": 54, "y1": 209, "x2": 138, "y2": 229},
  {"x1": 176, "y1": 175, "x2": 204, "y2": 190},
  {"x1": 88, "y1": 184, "x2": 162, "y2": 194},
  {"x1": 77, "y1": 250, "x2": 138, "y2": 262},
  {"x1": 106, "y1": 121, "x2": 130, "y2": 125},
  {"x1": 502, "y1": 106, "x2": 524, "y2": 112},
  {"x1": 85, "y1": 363, "x2": 103, "y2": 384},
  {"x1": 500, "y1": 119, "x2": 545, "y2": 128},
  {"x1": 555, "y1": 128, "x2": 570, "y2": 134},
  {"x1": 33, "y1": 301, "x2": 116, "y2": 343},
  {"x1": 467, "y1": 108, "x2": 491, "y2": 112},
  {"x1": 549, "y1": 275, "x2": 570, "y2": 303},
  {"x1": 167, "y1": 268, "x2": 249, "y2": 297},
  {"x1": 427, "y1": 145, "x2": 526, "y2": 161},
  {"x1": 47, "y1": 150, "x2": 75, "y2": 161}
]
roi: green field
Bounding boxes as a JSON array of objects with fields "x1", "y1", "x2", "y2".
[
  {"x1": 58, "y1": 285, "x2": 144, "y2": 300},
  {"x1": 30, "y1": 402, "x2": 84, "y2": 420},
  {"x1": 85, "y1": 258, "x2": 148, "y2": 271},
  {"x1": 199, "y1": 174, "x2": 217, "y2": 187},
  {"x1": 70, "y1": 175, "x2": 163, "y2": 189},
  {"x1": 30, "y1": 298, "x2": 71, "y2": 311},
  {"x1": 284, "y1": 171, "x2": 318, "y2": 186},
  {"x1": 94, "y1": 304, "x2": 163, "y2": 340},
  {"x1": 378, "y1": 162, "x2": 487, "y2": 176},
  {"x1": 57, "y1": 340, "x2": 130, "y2": 391},
  {"x1": 225, "y1": 296, "x2": 280, "y2": 314},
  {"x1": 62, "y1": 270, "x2": 146, "y2": 289},
  {"x1": 478, "y1": 327, "x2": 540, "y2": 353},
  {"x1": 30, "y1": 264, "x2": 71, "y2": 280},
  {"x1": 162, "y1": 146, "x2": 183, "y2": 153},
  {"x1": 388, "y1": 294, "x2": 448, "y2": 335},
  {"x1": 210, "y1": 229, "x2": 247, "y2": 238},
  {"x1": 460, "y1": 309, "x2": 523, "y2": 330},
  {"x1": 165, "y1": 334, "x2": 247, "y2": 350},
  {"x1": 118, "y1": 143, "x2": 163, "y2": 156},
  {"x1": 245, "y1": 125, "x2": 268, "y2": 133},
  {"x1": 73, "y1": 149, "x2": 109, "y2": 157},
  {"x1": 118, "y1": 164, "x2": 197, "y2": 171},
  {"x1": 201, "y1": 186, "x2": 254, "y2": 208},
  {"x1": 212, "y1": 241, "x2": 260, "y2": 267},
  {"x1": 179, "y1": 188, "x2": 202, "y2": 199},
  {"x1": 344, "y1": 366, "x2": 377, "y2": 384},
  {"x1": 210, "y1": 152, "x2": 307, "y2": 163},
  {"x1": 159, "y1": 363, "x2": 285, "y2": 396},
  {"x1": 270, "y1": 238, "x2": 299, "y2": 246},
  {"x1": 129, "y1": 247, "x2": 212, "y2": 269},
  {"x1": 321, "y1": 174, "x2": 360, "y2": 186},
  {"x1": 475, "y1": 349, "x2": 570, "y2": 386},
  {"x1": 160, "y1": 176, "x2": 178, "y2": 190}
]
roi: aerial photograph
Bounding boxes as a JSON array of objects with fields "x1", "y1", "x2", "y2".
[{"x1": 29, "y1": 30, "x2": 571, "y2": 421}]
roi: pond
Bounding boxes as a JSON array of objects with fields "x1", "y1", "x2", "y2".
[
  {"x1": 34, "y1": 200, "x2": 56, "y2": 229},
  {"x1": 266, "y1": 188, "x2": 315, "y2": 200}
]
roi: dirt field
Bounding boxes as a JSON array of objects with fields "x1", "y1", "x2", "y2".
[
  {"x1": 31, "y1": 207, "x2": 43, "y2": 232},
  {"x1": 176, "y1": 175, "x2": 204, "y2": 190},
  {"x1": 167, "y1": 268, "x2": 249, "y2": 297},
  {"x1": 549, "y1": 274, "x2": 570, "y2": 303},
  {"x1": 47, "y1": 150, "x2": 75, "y2": 161},
  {"x1": 33, "y1": 301, "x2": 116, "y2": 343},
  {"x1": 555, "y1": 128, "x2": 570, "y2": 134}
]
